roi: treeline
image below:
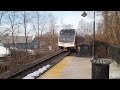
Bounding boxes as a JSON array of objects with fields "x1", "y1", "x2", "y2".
[
  {"x1": 96, "y1": 11, "x2": 120, "y2": 46},
  {"x1": 0, "y1": 11, "x2": 59, "y2": 52},
  {"x1": 0, "y1": 11, "x2": 59, "y2": 74},
  {"x1": 77, "y1": 11, "x2": 120, "y2": 46}
]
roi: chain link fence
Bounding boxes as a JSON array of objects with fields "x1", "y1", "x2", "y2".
[{"x1": 108, "y1": 45, "x2": 120, "y2": 65}]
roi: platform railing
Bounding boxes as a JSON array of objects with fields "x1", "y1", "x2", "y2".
[{"x1": 108, "y1": 45, "x2": 120, "y2": 65}]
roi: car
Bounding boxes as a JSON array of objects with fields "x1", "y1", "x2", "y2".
[
  {"x1": 0, "y1": 46, "x2": 11, "y2": 57},
  {"x1": 27, "y1": 49, "x2": 35, "y2": 55}
]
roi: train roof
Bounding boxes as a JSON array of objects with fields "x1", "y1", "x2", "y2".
[
  {"x1": 60, "y1": 29, "x2": 76, "y2": 33},
  {"x1": 59, "y1": 29, "x2": 76, "y2": 35},
  {"x1": 60, "y1": 29, "x2": 76, "y2": 31}
]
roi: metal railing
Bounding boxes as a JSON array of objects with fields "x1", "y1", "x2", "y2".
[{"x1": 108, "y1": 45, "x2": 120, "y2": 64}]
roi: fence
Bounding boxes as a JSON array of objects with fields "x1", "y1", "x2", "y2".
[
  {"x1": 79, "y1": 42, "x2": 108, "y2": 58},
  {"x1": 108, "y1": 45, "x2": 120, "y2": 65},
  {"x1": 79, "y1": 44, "x2": 92, "y2": 57}
]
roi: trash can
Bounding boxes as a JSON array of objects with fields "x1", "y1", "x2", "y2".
[{"x1": 90, "y1": 58, "x2": 111, "y2": 79}]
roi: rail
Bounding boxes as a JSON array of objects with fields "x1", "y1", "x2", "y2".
[{"x1": 0, "y1": 50, "x2": 69, "y2": 79}]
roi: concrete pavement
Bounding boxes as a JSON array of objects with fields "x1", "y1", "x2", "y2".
[{"x1": 38, "y1": 55, "x2": 120, "y2": 79}]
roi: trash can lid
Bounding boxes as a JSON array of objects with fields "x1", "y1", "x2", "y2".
[{"x1": 90, "y1": 58, "x2": 111, "y2": 65}]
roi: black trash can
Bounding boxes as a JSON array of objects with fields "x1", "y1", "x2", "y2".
[{"x1": 90, "y1": 58, "x2": 111, "y2": 79}]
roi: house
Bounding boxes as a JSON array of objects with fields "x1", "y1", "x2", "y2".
[
  {"x1": 29, "y1": 37, "x2": 46, "y2": 50},
  {"x1": 0, "y1": 35, "x2": 34, "y2": 49},
  {"x1": 0, "y1": 40, "x2": 10, "y2": 57},
  {"x1": 0, "y1": 35, "x2": 46, "y2": 50}
]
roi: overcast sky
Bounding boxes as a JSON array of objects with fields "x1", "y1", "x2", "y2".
[
  {"x1": 51, "y1": 11, "x2": 102, "y2": 29},
  {"x1": 0, "y1": 11, "x2": 102, "y2": 36}
]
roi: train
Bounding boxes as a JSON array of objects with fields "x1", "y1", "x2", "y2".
[{"x1": 58, "y1": 29, "x2": 84, "y2": 52}]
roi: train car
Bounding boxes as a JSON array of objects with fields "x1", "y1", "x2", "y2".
[
  {"x1": 75, "y1": 35, "x2": 84, "y2": 47},
  {"x1": 58, "y1": 29, "x2": 84, "y2": 52},
  {"x1": 75, "y1": 35, "x2": 84, "y2": 52},
  {"x1": 58, "y1": 29, "x2": 75, "y2": 51}
]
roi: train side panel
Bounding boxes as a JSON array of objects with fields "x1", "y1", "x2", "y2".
[{"x1": 75, "y1": 36, "x2": 84, "y2": 52}]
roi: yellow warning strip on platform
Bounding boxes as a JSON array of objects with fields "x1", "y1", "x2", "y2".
[{"x1": 38, "y1": 56, "x2": 75, "y2": 79}]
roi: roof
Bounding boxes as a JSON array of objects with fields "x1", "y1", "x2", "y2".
[
  {"x1": 32, "y1": 37, "x2": 48, "y2": 43},
  {"x1": 1, "y1": 36, "x2": 34, "y2": 44}
]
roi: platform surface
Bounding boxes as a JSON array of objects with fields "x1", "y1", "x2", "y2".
[
  {"x1": 38, "y1": 56, "x2": 91, "y2": 79},
  {"x1": 38, "y1": 55, "x2": 120, "y2": 79}
]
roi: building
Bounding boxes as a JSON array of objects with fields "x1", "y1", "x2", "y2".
[
  {"x1": 29, "y1": 37, "x2": 46, "y2": 50},
  {"x1": 0, "y1": 35, "x2": 34, "y2": 49},
  {"x1": 0, "y1": 35, "x2": 46, "y2": 50}
]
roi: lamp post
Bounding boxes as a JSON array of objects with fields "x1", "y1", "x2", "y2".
[
  {"x1": 81, "y1": 11, "x2": 96, "y2": 59},
  {"x1": 81, "y1": 11, "x2": 111, "y2": 79},
  {"x1": 93, "y1": 11, "x2": 96, "y2": 59}
]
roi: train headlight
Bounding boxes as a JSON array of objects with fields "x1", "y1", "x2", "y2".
[{"x1": 59, "y1": 42, "x2": 63, "y2": 44}]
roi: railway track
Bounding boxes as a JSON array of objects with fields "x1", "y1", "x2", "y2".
[{"x1": 0, "y1": 50, "x2": 71, "y2": 79}]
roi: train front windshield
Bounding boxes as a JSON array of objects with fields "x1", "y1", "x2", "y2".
[{"x1": 59, "y1": 29, "x2": 75, "y2": 43}]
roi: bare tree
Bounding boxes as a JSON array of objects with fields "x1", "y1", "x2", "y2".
[
  {"x1": 48, "y1": 13, "x2": 57, "y2": 35},
  {"x1": 36, "y1": 11, "x2": 40, "y2": 50},
  {"x1": 96, "y1": 11, "x2": 120, "y2": 45},
  {"x1": 60, "y1": 18, "x2": 64, "y2": 29},
  {"x1": 20, "y1": 11, "x2": 32, "y2": 53},
  {"x1": 47, "y1": 13, "x2": 58, "y2": 51},
  {"x1": 0, "y1": 11, "x2": 7, "y2": 42},
  {"x1": 30, "y1": 11, "x2": 50, "y2": 54},
  {"x1": 78, "y1": 19, "x2": 93, "y2": 36},
  {"x1": 0, "y1": 11, "x2": 7, "y2": 26},
  {"x1": 7, "y1": 11, "x2": 17, "y2": 48},
  {"x1": 63, "y1": 24, "x2": 73, "y2": 29}
]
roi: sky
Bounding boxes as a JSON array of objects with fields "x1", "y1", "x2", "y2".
[
  {"x1": 51, "y1": 11, "x2": 102, "y2": 29},
  {"x1": 0, "y1": 11, "x2": 102, "y2": 36},
  {"x1": 52, "y1": 11, "x2": 82, "y2": 28}
]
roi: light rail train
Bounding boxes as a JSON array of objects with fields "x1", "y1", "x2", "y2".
[{"x1": 58, "y1": 29, "x2": 84, "y2": 52}]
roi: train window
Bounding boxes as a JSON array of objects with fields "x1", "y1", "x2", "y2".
[
  {"x1": 60, "y1": 29, "x2": 75, "y2": 35},
  {"x1": 59, "y1": 35, "x2": 74, "y2": 42}
]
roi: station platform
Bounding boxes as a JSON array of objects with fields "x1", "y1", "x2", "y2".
[
  {"x1": 37, "y1": 54, "x2": 120, "y2": 79},
  {"x1": 38, "y1": 55, "x2": 91, "y2": 79},
  {"x1": 109, "y1": 61, "x2": 120, "y2": 79}
]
